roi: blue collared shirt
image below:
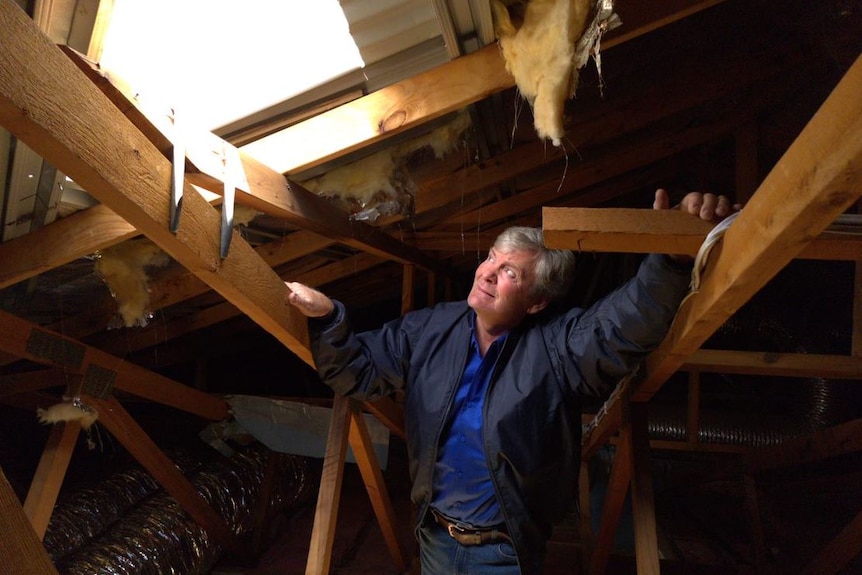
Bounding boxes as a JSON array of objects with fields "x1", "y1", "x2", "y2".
[{"x1": 430, "y1": 322, "x2": 506, "y2": 527}]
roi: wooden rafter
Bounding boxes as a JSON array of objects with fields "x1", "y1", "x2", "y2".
[
  {"x1": 60, "y1": 47, "x2": 452, "y2": 278},
  {"x1": 567, "y1": 52, "x2": 862, "y2": 460},
  {"x1": 0, "y1": 309, "x2": 229, "y2": 421},
  {"x1": 240, "y1": 0, "x2": 730, "y2": 176},
  {"x1": 0, "y1": 2, "x2": 313, "y2": 364}
]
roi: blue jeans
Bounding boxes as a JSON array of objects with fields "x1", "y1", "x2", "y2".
[{"x1": 418, "y1": 519, "x2": 520, "y2": 575}]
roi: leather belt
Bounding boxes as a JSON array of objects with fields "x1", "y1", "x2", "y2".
[{"x1": 431, "y1": 509, "x2": 511, "y2": 546}]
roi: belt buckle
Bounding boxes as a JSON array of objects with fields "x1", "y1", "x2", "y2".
[{"x1": 447, "y1": 523, "x2": 459, "y2": 538}]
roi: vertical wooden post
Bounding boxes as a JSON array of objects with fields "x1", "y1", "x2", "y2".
[
  {"x1": 348, "y1": 401, "x2": 407, "y2": 570},
  {"x1": 305, "y1": 394, "x2": 351, "y2": 575},
  {"x1": 588, "y1": 427, "x2": 633, "y2": 575},
  {"x1": 629, "y1": 402, "x2": 661, "y2": 575},
  {"x1": 23, "y1": 420, "x2": 80, "y2": 539}
]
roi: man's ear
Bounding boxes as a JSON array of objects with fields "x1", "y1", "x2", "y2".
[{"x1": 527, "y1": 299, "x2": 549, "y2": 315}]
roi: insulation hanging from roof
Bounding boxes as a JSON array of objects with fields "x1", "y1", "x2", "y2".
[
  {"x1": 303, "y1": 111, "x2": 471, "y2": 222},
  {"x1": 492, "y1": 0, "x2": 621, "y2": 146},
  {"x1": 93, "y1": 238, "x2": 170, "y2": 328}
]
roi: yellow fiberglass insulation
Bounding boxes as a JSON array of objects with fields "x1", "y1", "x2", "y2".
[
  {"x1": 94, "y1": 238, "x2": 171, "y2": 328},
  {"x1": 304, "y1": 111, "x2": 471, "y2": 221},
  {"x1": 492, "y1": 0, "x2": 592, "y2": 146}
]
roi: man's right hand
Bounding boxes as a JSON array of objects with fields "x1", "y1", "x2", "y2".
[{"x1": 285, "y1": 281, "x2": 335, "y2": 318}]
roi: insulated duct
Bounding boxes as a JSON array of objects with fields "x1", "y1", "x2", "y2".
[
  {"x1": 648, "y1": 315, "x2": 858, "y2": 447},
  {"x1": 43, "y1": 444, "x2": 318, "y2": 575}
]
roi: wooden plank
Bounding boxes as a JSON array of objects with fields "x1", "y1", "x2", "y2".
[
  {"x1": 545, "y1": 208, "x2": 713, "y2": 256},
  {"x1": 681, "y1": 349, "x2": 862, "y2": 379},
  {"x1": 0, "y1": 309, "x2": 229, "y2": 421},
  {"x1": 745, "y1": 418, "x2": 862, "y2": 473},
  {"x1": 86, "y1": 395, "x2": 245, "y2": 558},
  {"x1": 0, "y1": 467, "x2": 60, "y2": 575},
  {"x1": 0, "y1": 203, "x2": 137, "y2": 289},
  {"x1": 306, "y1": 394, "x2": 351, "y2": 575},
  {"x1": 583, "y1": 53, "x2": 862, "y2": 457},
  {"x1": 22, "y1": 420, "x2": 80, "y2": 539},
  {"x1": 0, "y1": 3, "x2": 314, "y2": 365},
  {"x1": 588, "y1": 423, "x2": 633, "y2": 575},
  {"x1": 347, "y1": 400, "x2": 407, "y2": 571},
  {"x1": 629, "y1": 403, "x2": 661, "y2": 575},
  {"x1": 544, "y1": 208, "x2": 862, "y2": 260}
]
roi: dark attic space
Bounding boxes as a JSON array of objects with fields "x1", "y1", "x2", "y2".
[{"x1": 2, "y1": 0, "x2": 862, "y2": 574}]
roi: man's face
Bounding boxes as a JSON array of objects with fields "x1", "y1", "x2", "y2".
[{"x1": 467, "y1": 247, "x2": 546, "y2": 332}]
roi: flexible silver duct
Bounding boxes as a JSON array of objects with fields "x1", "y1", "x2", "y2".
[
  {"x1": 648, "y1": 316, "x2": 857, "y2": 447},
  {"x1": 43, "y1": 444, "x2": 318, "y2": 575}
]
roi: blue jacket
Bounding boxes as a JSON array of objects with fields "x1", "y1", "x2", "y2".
[{"x1": 308, "y1": 254, "x2": 691, "y2": 574}]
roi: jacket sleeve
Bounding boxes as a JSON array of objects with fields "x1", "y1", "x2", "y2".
[
  {"x1": 559, "y1": 253, "x2": 692, "y2": 399},
  {"x1": 308, "y1": 301, "x2": 431, "y2": 400}
]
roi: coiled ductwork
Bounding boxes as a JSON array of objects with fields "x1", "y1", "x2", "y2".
[
  {"x1": 43, "y1": 444, "x2": 318, "y2": 575},
  {"x1": 648, "y1": 315, "x2": 858, "y2": 447}
]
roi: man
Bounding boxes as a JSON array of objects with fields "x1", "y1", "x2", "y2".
[{"x1": 286, "y1": 189, "x2": 734, "y2": 574}]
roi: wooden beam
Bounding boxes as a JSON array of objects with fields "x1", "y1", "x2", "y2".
[
  {"x1": 306, "y1": 394, "x2": 351, "y2": 575},
  {"x1": 635, "y1": 52, "x2": 862, "y2": 401},
  {"x1": 544, "y1": 208, "x2": 862, "y2": 260},
  {"x1": 0, "y1": 467, "x2": 60, "y2": 575},
  {"x1": 347, "y1": 400, "x2": 407, "y2": 571},
  {"x1": 629, "y1": 403, "x2": 660, "y2": 575},
  {"x1": 61, "y1": 47, "x2": 452, "y2": 278},
  {"x1": 588, "y1": 422, "x2": 633, "y2": 575},
  {"x1": 681, "y1": 349, "x2": 862, "y2": 379},
  {"x1": 0, "y1": 3, "x2": 313, "y2": 365},
  {"x1": 22, "y1": 420, "x2": 80, "y2": 539},
  {"x1": 580, "y1": 52, "x2": 862, "y2": 458},
  {"x1": 0, "y1": 309, "x2": 229, "y2": 421},
  {"x1": 86, "y1": 394, "x2": 245, "y2": 558},
  {"x1": 545, "y1": 208, "x2": 713, "y2": 256},
  {"x1": 241, "y1": 0, "x2": 730, "y2": 176},
  {"x1": 91, "y1": 251, "x2": 384, "y2": 359},
  {"x1": 0, "y1": 203, "x2": 137, "y2": 289}
]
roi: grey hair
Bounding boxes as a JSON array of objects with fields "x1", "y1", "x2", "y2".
[{"x1": 493, "y1": 226, "x2": 576, "y2": 304}]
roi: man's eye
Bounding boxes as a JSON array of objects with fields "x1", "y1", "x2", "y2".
[{"x1": 505, "y1": 268, "x2": 517, "y2": 279}]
